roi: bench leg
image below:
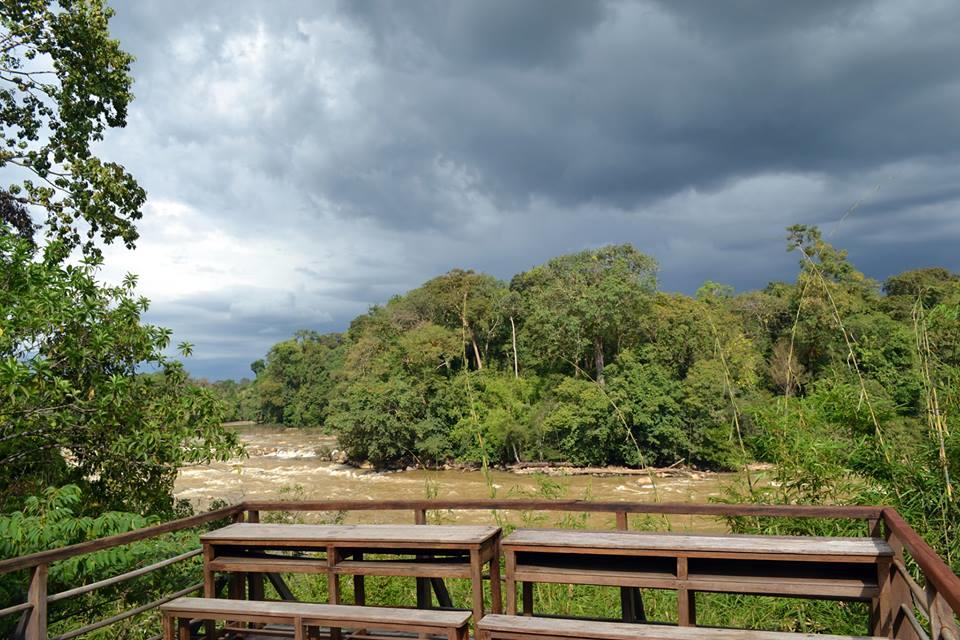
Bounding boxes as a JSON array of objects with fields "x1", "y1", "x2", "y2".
[
  {"x1": 450, "y1": 624, "x2": 470, "y2": 640},
  {"x1": 293, "y1": 616, "x2": 305, "y2": 640}
]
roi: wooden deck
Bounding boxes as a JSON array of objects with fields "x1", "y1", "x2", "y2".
[{"x1": 1, "y1": 500, "x2": 957, "y2": 640}]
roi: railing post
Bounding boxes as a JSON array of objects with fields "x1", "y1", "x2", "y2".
[
  {"x1": 928, "y1": 585, "x2": 960, "y2": 640},
  {"x1": 25, "y1": 563, "x2": 47, "y2": 640},
  {"x1": 886, "y1": 532, "x2": 919, "y2": 640}
]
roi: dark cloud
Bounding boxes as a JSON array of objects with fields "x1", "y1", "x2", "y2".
[{"x1": 95, "y1": 0, "x2": 960, "y2": 378}]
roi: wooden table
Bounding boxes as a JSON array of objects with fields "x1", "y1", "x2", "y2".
[
  {"x1": 501, "y1": 529, "x2": 893, "y2": 631},
  {"x1": 201, "y1": 523, "x2": 502, "y2": 623}
]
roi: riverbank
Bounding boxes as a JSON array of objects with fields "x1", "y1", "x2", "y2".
[{"x1": 173, "y1": 424, "x2": 758, "y2": 531}]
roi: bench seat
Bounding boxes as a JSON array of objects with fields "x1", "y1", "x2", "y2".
[
  {"x1": 477, "y1": 614, "x2": 883, "y2": 640},
  {"x1": 160, "y1": 597, "x2": 470, "y2": 640}
]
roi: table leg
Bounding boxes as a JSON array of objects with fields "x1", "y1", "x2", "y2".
[
  {"x1": 678, "y1": 588, "x2": 696, "y2": 626},
  {"x1": 177, "y1": 618, "x2": 191, "y2": 640},
  {"x1": 228, "y1": 571, "x2": 245, "y2": 600},
  {"x1": 522, "y1": 582, "x2": 534, "y2": 616},
  {"x1": 470, "y1": 549, "x2": 485, "y2": 622},
  {"x1": 328, "y1": 546, "x2": 342, "y2": 640},
  {"x1": 353, "y1": 551, "x2": 365, "y2": 606},
  {"x1": 505, "y1": 549, "x2": 517, "y2": 615},
  {"x1": 416, "y1": 575, "x2": 432, "y2": 609},
  {"x1": 621, "y1": 587, "x2": 635, "y2": 622},
  {"x1": 202, "y1": 544, "x2": 216, "y2": 638},
  {"x1": 489, "y1": 547, "x2": 502, "y2": 614},
  {"x1": 162, "y1": 613, "x2": 174, "y2": 640},
  {"x1": 871, "y1": 557, "x2": 892, "y2": 636},
  {"x1": 632, "y1": 588, "x2": 646, "y2": 622},
  {"x1": 677, "y1": 557, "x2": 695, "y2": 626}
]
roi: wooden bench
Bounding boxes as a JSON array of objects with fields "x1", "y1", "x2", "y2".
[
  {"x1": 160, "y1": 597, "x2": 471, "y2": 640},
  {"x1": 476, "y1": 614, "x2": 884, "y2": 640},
  {"x1": 501, "y1": 529, "x2": 893, "y2": 631},
  {"x1": 201, "y1": 523, "x2": 502, "y2": 622}
]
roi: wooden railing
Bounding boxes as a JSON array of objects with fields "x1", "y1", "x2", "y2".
[{"x1": 0, "y1": 500, "x2": 957, "y2": 639}]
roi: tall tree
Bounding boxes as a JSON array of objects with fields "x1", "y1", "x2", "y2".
[
  {"x1": 1, "y1": 0, "x2": 145, "y2": 254},
  {"x1": 512, "y1": 244, "x2": 657, "y2": 383}
]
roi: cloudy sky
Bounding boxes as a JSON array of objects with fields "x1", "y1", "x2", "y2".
[{"x1": 95, "y1": 0, "x2": 960, "y2": 380}]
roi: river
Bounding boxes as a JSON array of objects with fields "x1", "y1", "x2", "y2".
[{"x1": 174, "y1": 424, "x2": 749, "y2": 531}]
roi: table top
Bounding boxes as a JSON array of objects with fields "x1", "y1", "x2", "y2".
[
  {"x1": 502, "y1": 529, "x2": 893, "y2": 558},
  {"x1": 201, "y1": 523, "x2": 500, "y2": 547}
]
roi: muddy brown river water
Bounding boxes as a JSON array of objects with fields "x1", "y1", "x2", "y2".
[{"x1": 174, "y1": 425, "x2": 751, "y2": 531}]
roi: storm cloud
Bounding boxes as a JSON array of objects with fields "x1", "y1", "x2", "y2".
[{"x1": 96, "y1": 0, "x2": 960, "y2": 379}]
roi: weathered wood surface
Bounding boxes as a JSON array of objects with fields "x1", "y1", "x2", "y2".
[
  {"x1": 160, "y1": 597, "x2": 470, "y2": 626},
  {"x1": 202, "y1": 523, "x2": 499, "y2": 547},
  {"x1": 334, "y1": 559, "x2": 472, "y2": 578},
  {"x1": 476, "y1": 614, "x2": 884, "y2": 640},
  {"x1": 883, "y1": 507, "x2": 960, "y2": 614},
  {"x1": 503, "y1": 529, "x2": 893, "y2": 559},
  {"x1": 509, "y1": 564, "x2": 878, "y2": 600},
  {"x1": 241, "y1": 499, "x2": 884, "y2": 520}
]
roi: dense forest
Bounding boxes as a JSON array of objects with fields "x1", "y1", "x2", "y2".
[{"x1": 213, "y1": 229, "x2": 960, "y2": 479}]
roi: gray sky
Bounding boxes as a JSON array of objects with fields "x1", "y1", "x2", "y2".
[{"x1": 96, "y1": 0, "x2": 960, "y2": 380}]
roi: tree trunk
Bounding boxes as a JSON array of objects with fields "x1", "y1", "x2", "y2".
[
  {"x1": 471, "y1": 336, "x2": 483, "y2": 370},
  {"x1": 460, "y1": 291, "x2": 482, "y2": 370},
  {"x1": 594, "y1": 336, "x2": 605, "y2": 385},
  {"x1": 510, "y1": 316, "x2": 519, "y2": 378}
]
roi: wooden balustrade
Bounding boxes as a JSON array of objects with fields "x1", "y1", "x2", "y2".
[{"x1": 0, "y1": 500, "x2": 956, "y2": 640}]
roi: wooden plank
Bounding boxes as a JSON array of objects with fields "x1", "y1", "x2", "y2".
[
  {"x1": 211, "y1": 556, "x2": 330, "y2": 575},
  {"x1": 159, "y1": 597, "x2": 472, "y2": 627},
  {"x1": 334, "y1": 559, "x2": 472, "y2": 578},
  {"x1": 202, "y1": 523, "x2": 499, "y2": 547},
  {"x1": 477, "y1": 613, "x2": 885, "y2": 640},
  {"x1": 502, "y1": 529, "x2": 892, "y2": 558},
  {"x1": 514, "y1": 565, "x2": 678, "y2": 590},
  {"x1": 511, "y1": 564, "x2": 877, "y2": 599}
]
